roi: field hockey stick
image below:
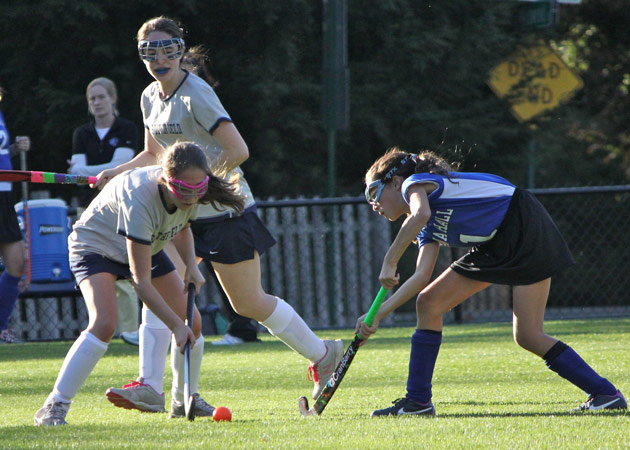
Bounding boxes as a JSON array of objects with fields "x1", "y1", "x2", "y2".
[
  {"x1": 0, "y1": 169, "x2": 97, "y2": 185},
  {"x1": 19, "y1": 154, "x2": 31, "y2": 284},
  {"x1": 184, "y1": 283, "x2": 196, "y2": 421},
  {"x1": 298, "y1": 286, "x2": 389, "y2": 417}
]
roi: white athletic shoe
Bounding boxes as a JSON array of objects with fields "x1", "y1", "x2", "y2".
[
  {"x1": 212, "y1": 334, "x2": 245, "y2": 346},
  {"x1": 169, "y1": 393, "x2": 215, "y2": 418},
  {"x1": 307, "y1": 339, "x2": 344, "y2": 400},
  {"x1": 105, "y1": 378, "x2": 165, "y2": 412},
  {"x1": 34, "y1": 400, "x2": 70, "y2": 426}
]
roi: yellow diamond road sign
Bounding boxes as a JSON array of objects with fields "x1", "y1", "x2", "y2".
[{"x1": 488, "y1": 41, "x2": 583, "y2": 122}]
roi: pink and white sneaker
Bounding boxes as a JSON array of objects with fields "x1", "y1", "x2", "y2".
[
  {"x1": 105, "y1": 378, "x2": 165, "y2": 412},
  {"x1": 307, "y1": 339, "x2": 344, "y2": 400}
]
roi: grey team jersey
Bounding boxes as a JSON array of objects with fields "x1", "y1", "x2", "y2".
[
  {"x1": 68, "y1": 166, "x2": 198, "y2": 264},
  {"x1": 141, "y1": 71, "x2": 255, "y2": 220}
]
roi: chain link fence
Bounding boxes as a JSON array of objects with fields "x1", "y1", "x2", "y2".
[{"x1": 7, "y1": 186, "x2": 630, "y2": 341}]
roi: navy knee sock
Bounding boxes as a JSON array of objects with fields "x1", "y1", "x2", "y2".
[
  {"x1": 406, "y1": 329, "x2": 442, "y2": 404},
  {"x1": 0, "y1": 271, "x2": 21, "y2": 330},
  {"x1": 544, "y1": 341, "x2": 616, "y2": 396}
]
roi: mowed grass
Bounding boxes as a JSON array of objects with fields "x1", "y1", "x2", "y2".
[{"x1": 1, "y1": 318, "x2": 628, "y2": 449}]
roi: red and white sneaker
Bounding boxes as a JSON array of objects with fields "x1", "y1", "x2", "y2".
[
  {"x1": 105, "y1": 378, "x2": 165, "y2": 412},
  {"x1": 307, "y1": 339, "x2": 344, "y2": 400}
]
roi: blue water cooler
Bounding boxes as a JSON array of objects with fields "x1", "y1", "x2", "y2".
[{"x1": 14, "y1": 199, "x2": 72, "y2": 282}]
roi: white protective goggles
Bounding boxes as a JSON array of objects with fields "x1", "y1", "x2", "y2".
[{"x1": 138, "y1": 38, "x2": 185, "y2": 62}]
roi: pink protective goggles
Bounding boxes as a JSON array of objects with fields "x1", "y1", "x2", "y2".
[{"x1": 164, "y1": 175, "x2": 209, "y2": 200}]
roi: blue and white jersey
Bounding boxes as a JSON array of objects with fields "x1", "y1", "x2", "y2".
[
  {"x1": 0, "y1": 110, "x2": 12, "y2": 192},
  {"x1": 401, "y1": 172, "x2": 516, "y2": 248}
]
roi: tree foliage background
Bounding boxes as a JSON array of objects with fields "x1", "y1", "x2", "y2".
[{"x1": 0, "y1": 0, "x2": 628, "y2": 203}]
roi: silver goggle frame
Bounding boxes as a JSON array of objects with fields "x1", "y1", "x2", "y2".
[{"x1": 138, "y1": 38, "x2": 185, "y2": 62}]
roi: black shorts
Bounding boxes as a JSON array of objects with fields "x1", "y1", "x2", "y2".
[
  {"x1": 450, "y1": 188, "x2": 575, "y2": 285},
  {"x1": 0, "y1": 192, "x2": 23, "y2": 243},
  {"x1": 69, "y1": 250, "x2": 175, "y2": 285},
  {"x1": 190, "y1": 206, "x2": 277, "y2": 264}
]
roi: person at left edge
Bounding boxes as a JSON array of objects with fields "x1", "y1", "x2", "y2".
[
  {"x1": 33, "y1": 141, "x2": 244, "y2": 426},
  {"x1": 0, "y1": 85, "x2": 31, "y2": 344}
]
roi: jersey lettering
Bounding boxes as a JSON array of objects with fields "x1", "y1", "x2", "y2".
[
  {"x1": 152, "y1": 224, "x2": 184, "y2": 243},
  {"x1": 150, "y1": 123, "x2": 183, "y2": 135}
]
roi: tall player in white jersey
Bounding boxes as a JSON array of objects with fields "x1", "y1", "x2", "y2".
[
  {"x1": 96, "y1": 16, "x2": 343, "y2": 416},
  {"x1": 34, "y1": 142, "x2": 244, "y2": 426},
  {"x1": 357, "y1": 147, "x2": 626, "y2": 417}
]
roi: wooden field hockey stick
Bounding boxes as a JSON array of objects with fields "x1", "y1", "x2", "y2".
[
  {"x1": 0, "y1": 169, "x2": 97, "y2": 185},
  {"x1": 184, "y1": 283, "x2": 196, "y2": 421},
  {"x1": 298, "y1": 286, "x2": 389, "y2": 416}
]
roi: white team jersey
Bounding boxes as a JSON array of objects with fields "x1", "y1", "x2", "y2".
[
  {"x1": 68, "y1": 166, "x2": 198, "y2": 263},
  {"x1": 141, "y1": 71, "x2": 255, "y2": 220},
  {"x1": 401, "y1": 172, "x2": 516, "y2": 248}
]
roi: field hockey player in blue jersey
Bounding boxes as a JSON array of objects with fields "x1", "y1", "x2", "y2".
[{"x1": 357, "y1": 147, "x2": 626, "y2": 417}]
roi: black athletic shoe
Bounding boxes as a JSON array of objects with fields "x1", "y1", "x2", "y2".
[
  {"x1": 574, "y1": 390, "x2": 627, "y2": 411},
  {"x1": 371, "y1": 397, "x2": 436, "y2": 417}
]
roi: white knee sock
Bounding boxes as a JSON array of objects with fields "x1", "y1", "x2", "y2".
[
  {"x1": 171, "y1": 335, "x2": 204, "y2": 403},
  {"x1": 260, "y1": 298, "x2": 326, "y2": 362},
  {"x1": 50, "y1": 331, "x2": 108, "y2": 404},
  {"x1": 139, "y1": 307, "x2": 171, "y2": 394}
]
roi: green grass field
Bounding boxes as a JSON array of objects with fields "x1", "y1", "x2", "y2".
[{"x1": 1, "y1": 318, "x2": 628, "y2": 449}]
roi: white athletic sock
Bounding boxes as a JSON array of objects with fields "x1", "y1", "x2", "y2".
[
  {"x1": 51, "y1": 331, "x2": 108, "y2": 403},
  {"x1": 260, "y1": 298, "x2": 326, "y2": 362},
  {"x1": 171, "y1": 334, "x2": 204, "y2": 403},
  {"x1": 139, "y1": 307, "x2": 171, "y2": 394}
]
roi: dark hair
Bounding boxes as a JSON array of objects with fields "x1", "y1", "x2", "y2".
[
  {"x1": 161, "y1": 142, "x2": 244, "y2": 213},
  {"x1": 181, "y1": 46, "x2": 219, "y2": 89},
  {"x1": 137, "y1": 16, "x2": 184, "y2": 41},
  {"x1": 365, "y1": 146, "x2": 457, "y2": 186}
]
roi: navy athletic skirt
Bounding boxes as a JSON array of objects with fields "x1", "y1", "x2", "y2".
[
  {"x1": 450, "y1": 188, "x2": 575, "y2": 285},
  {"x1": 69, "y1": 250, "x2": 175, "y2": 285},
  {"x1": 0, "y1": 192, "x2": 22, "y2": 243},
  {"x1": 190, "y1": 206, "x2": 277, "y2": 264}
]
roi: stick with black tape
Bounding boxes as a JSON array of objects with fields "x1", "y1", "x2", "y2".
[
  {"x1": 298, "y1": 287, "x2": 389, "y2": 416},
  {"x1": 184, "y1": 283, "x2": 196, "y2": 421}
]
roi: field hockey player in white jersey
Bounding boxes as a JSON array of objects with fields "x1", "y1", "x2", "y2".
[
  {"x1": 356, "y1": 147, "x2": 626, "y2": 417},
  {"x1": 96, "y1": 16, "x2": 343, "y2": 416},
  {"x1": 34, "y1": 142, "x2": 244, "y2": 426}
]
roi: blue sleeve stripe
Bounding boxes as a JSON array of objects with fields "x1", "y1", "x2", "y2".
[
  {"x1": 117, "y1": 229, "x2": 152, "y2": 246},
  {"x1": 209, "y1": 117, "x2": 233, "y2": 134}
]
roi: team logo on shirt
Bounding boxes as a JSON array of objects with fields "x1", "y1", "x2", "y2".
[
  {"x1": 0, "y1": 128, "x2": 8, "y2": 150},
  {"x1": 150, "y1": 123, "x2": 183, "y2": 135},
  {"x1": 109, "y1": 137, "x2": 120, "y2": 147}
]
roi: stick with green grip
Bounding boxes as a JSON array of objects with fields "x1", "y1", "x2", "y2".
[{"x1": 298, "y1": 287, "x2": 389, "y2": 416}]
